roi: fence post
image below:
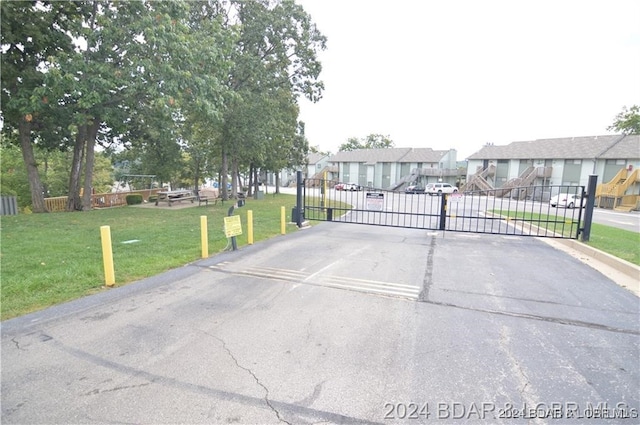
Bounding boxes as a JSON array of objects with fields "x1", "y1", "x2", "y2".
[
  {"x1": 581, "y1": 174, "x2": 598, "y2": 242},
  {"x1": 295, "y1": 170, "x2": 303, "y2": 227}
]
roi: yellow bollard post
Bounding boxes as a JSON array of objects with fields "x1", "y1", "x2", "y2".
[
  {"x1": 100, "y1": 225, "x2": 115, "y2": 287},
  {"x1": 247, "y1": 210, "x2": 254, "y2": 245},
  {"x1": 200, "y1": 216, "x2": 208, "y2": 258},
  {"x1": 281, "y1": 206, "x2": 286, "y2": 235}
]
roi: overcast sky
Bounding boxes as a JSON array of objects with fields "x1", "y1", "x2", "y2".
[{"x1": 295, "y1": 0, "x2": 640, "y2": 159}]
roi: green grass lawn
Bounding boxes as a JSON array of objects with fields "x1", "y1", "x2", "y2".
[
  {"x1": 0, "y1": 194, "x2": 300, "y2": 320},
  {"x1": 586, "y1": 223, "x2": 640, "y2": 265},
  {"x1": 490, "y1": 210, "x2": 640, "y2": 265}
]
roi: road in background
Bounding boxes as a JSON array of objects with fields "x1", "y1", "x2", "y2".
[
  {"x1": 3, "y1": 220, "x2": 638, "y2": 424},
  {"x1": 592, "y1": 209, "x2": 640, "y2": 233}
]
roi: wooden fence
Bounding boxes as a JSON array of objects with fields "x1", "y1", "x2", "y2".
[{"x1": 44, "y1": 189, "x2": 162, "y2": 212}]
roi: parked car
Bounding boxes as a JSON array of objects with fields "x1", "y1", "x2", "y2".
[
  {"x1": 343, "y1": 183, "x2": 363, "y2": 191},
  {"x1": 405, "y1": 184, "x2": 425, "y2": 194},
  {"x1": 426, "y1": 183, "x2": 458, "y2": 195},
  {"x1": 550, "y1": 193, "x2": 584, "y2": 208},
  {"x1": 334, "y1": 182, "x2": 345, "y2": 191}
]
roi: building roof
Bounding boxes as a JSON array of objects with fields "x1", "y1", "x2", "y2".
[
  {"x1": 599, "y1": 134, "x2": 640, "y2": 159},
  {"x1": 329, "y1": 148, "x2": 450, "y2": 164},
  {"x1": 306, "y1": 152, "x2": 328, "y2": 165},
  {"x1": 468, "y1": 135, "x2": 640, "y2": 160}
]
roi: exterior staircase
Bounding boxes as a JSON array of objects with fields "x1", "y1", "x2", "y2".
[
  {"x1": 596, "y1": 168, "x2": 640, "y2": 211},
  {"x1": 389, "y1": 171, "x2": 420, "y2": 191},
  {"x1": 461, "y1": 164, "x2": 496, "y2": 193},
  {"x1": 495, "y1": 166, "x2": 552, "y2": 199},
  {"x1": 306, "y1": 165, "x2": 338, "y2": 187}
]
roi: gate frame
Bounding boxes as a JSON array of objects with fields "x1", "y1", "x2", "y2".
[{"x1": 295, "y1": 172, "x2": 597, "y2": 241}]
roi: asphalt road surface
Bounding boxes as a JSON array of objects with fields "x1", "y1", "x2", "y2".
[
  {"x1": 2, "y1": 222, "x2": 638, "y2": 424},
  {"x1": 592, "y1": 209, "x2": 640, "y2": 233}
]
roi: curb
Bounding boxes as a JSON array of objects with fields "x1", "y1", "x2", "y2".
[
  {"x1": 561, "y1": 239, "x2": 640, "y2": 279},
  {"x1": 544, "y1": 238, "x2": 640, "y2": 297}
]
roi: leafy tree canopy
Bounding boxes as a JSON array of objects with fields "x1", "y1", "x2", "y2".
[
  {"x1": 608, "y1": 105, "x2": 640, "y2": 135},
  {"x1": 309, "y1": 145, "x2": 332, "y2": 157},
  {"x1": 1, "y1": 0, "x2": 326, "y2": 209},
  {"x1": 339, "y1": 134, "x2": 395, "y2": 151}
]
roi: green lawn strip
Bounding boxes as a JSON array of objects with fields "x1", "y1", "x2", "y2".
[
  {"x1": 586, "y1": 223, "x2": 640, "y2": 266},
  {"x1": 490, "y1": 210, "x2": 639, "y2": 266},
  {"x1": 0, "y1": 194, "x2": 300, "y2": 320}
]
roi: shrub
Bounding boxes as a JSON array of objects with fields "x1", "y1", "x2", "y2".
[
  {"x1": 126, "y1": 194, "x2": 143, "y2": 205},
  {"x1": 148, "y1": 195, "x2": 158, "y2": 202}
]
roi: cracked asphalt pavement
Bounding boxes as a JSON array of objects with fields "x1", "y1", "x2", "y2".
[{"x1": 2, "y1": 222, "x2": 639, "y2": 424}]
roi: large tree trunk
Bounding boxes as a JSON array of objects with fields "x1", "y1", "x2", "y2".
[
  {"x1": 18, "y1": 119, "x2": 47, "y2": 213},
  {"x1": 221, "y1": 148, "x2": 229, "y2": 200},
  {"x1": 231, "y1": 158, "x2": 239, "y2": 199},
  {"x1": 253, "y1": 167, "x2": 260, "y2": 197},
  {"x1": 193, "y1": 157, "x2": 201, "y2": 194},
  {"x1": 247, "y1": 164, "x2": 254, "y2": 197},
  {"x1": 82, "y1": 118, "x2": 100, "y2": 211},
  {"x1": 66, "y1": 124, "x2": 86, "y2": 211},
  {"x1": 275, "y1": 172, "x2": 280, "y2": 194}
]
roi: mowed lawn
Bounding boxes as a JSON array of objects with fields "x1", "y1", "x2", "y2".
[{"x1": 1, "y1": 194, "x2": 301, "y2": 320}]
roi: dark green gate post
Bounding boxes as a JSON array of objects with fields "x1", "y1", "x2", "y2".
[
  {"x1": 581, "y1": 174, "x2": 598, "y2": 242},
  {"x1": 295, "y1": 170, "x2": 303, "y2": 227},
  {"x1": 439, "y1": 194, "x2": 447, "y2": 231}
]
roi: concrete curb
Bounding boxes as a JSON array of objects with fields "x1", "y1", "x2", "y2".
[
  {"x1": 562, "y1": 239, "x2": 640, "y2": 278},
  {"x1": 542, "y1": 238, "x2": 640, "y2": 297}
]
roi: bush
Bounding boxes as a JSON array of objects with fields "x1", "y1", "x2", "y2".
[
  {"x1": 148, "y1": 195, "x2": 158, "y2": 202},
  {"x1": 126, "y1": 194, "x2": 143, "y2": 205}
]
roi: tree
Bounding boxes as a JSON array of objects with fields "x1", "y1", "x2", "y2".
[
  {"x1": 0, "y1": 134, "x2": 112, "y2": 210},
  {"x1": 339, "y1": 134, "x2": 395, "y2": 151},
  {"x1": 608, "y1": 105, "x2": 640, "y2": 135},
  {"x1": 171, "y1": 0, "x2": 235, "y2": 193},
  {"x1": 3, "y1": 0, "x2": 324, "y2": 211},
  {"x1": 35, "y1": 0, "x2": 231, "y2": 210},
  {"x1": 309, "y1": 145, "x2": 332, "y2": 157},
  {"x1": 218, "y1": 0, "x2": 326, "y2": 199},
  {"x1": 1, "y1": 1, "x2": 89, "y2": 212}
]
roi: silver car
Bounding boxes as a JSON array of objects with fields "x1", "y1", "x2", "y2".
[{"x1": 550, "y1": 193, "x2": 584, "y2": 208}]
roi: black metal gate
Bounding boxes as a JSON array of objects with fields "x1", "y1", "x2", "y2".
[{"x1": 298, "y1": 175, "x2": 597, "y2": 240}]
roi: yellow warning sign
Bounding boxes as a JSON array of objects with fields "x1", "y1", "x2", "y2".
[{"x1": 224, "y1": 215, "x2": 242, "y2": 238}]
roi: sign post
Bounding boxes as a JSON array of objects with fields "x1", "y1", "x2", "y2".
[{"x1": 225, "y1": 206, "x2": 243, "y2": 250}]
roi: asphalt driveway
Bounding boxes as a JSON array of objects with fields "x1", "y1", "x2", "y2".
[{"x1": 2, "y1": 222, "x2": 638, "y2": 424}]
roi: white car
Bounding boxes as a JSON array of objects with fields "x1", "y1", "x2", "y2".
[
  {"x1": 342, "y1": 183, "x2": 362, "y2": 191},
  {"x1": 550, "y1": 193, "x2": 584, "y2": 208},
  {"x1": 426, "y1": 183, "x2": 458, "y2": 195}
]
